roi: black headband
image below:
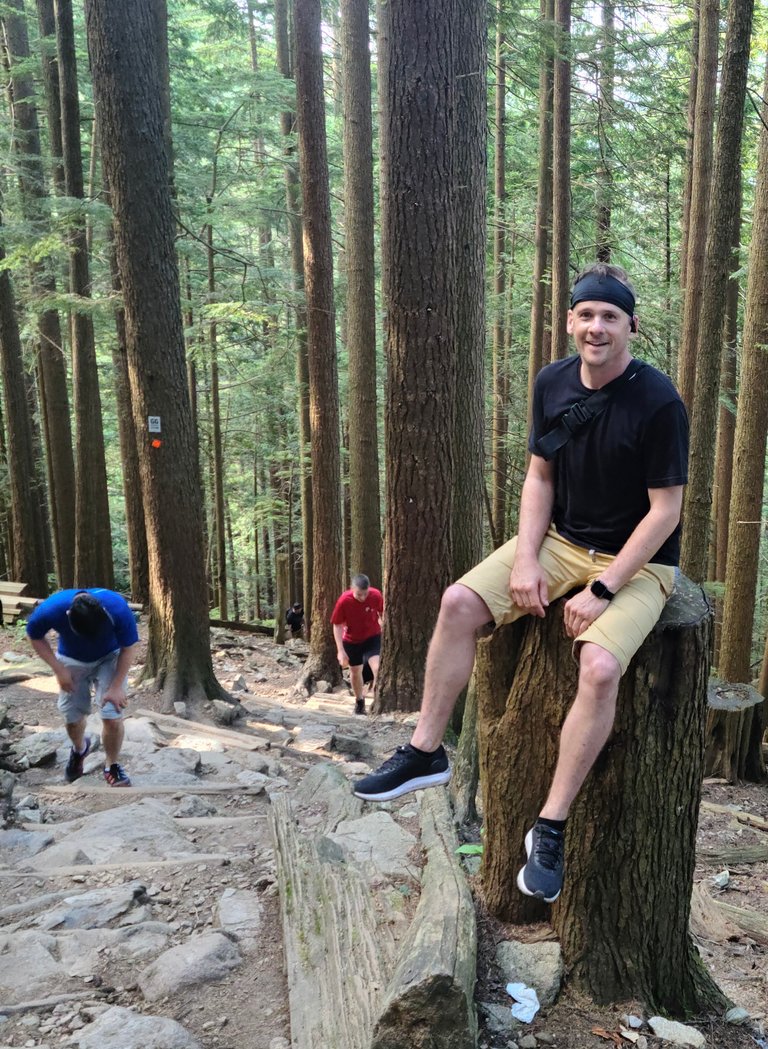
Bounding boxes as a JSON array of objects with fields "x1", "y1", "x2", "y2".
[{"x1": 570, "y1": 273, "x2": 635, "y2": 318}]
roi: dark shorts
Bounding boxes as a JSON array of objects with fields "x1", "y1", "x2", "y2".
[{"x1": 343, "y1": 634, "x2": 381, "y2": 667}]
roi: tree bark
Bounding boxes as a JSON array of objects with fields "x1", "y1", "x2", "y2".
[
  {"x1": 3, "y1": 0, "x2": 75, "y2": 588},
  {"x1": 716, "y1": 55, "x2": 768, "y2": 782},
  {"x1": 85, "y1": 0, "x2": 225, "y2": 709},
  {"x1": 340, "y1": 0, "x2": 381, "y2": 588},
  {"x1": 452, "y1": 0, "x2": 486, "y2": 580},
  {"x1": 595, "y1": 0, "x2": 614, "y2": 260},
  {"x1": 527, "y1": 0, "x2": 553, "y2": 428},
  {"x1": 549, "y1": 0, "x2": 571, "y2": 361},
  {"x1": 55, "y1": 0, "x2": 114, "y2": 588},
  {"x1": 294, "y1": 0, "x2": 344, "y2": 691},
  {"x1": 491, "y1": 12, "x2": 507, "y2": 547},
  {"x1": 679, "y1": 3, "x2": 699, "y2": 298},
  {"x1": 677, "y1": 0, "x2": 719, "y2": 413},
  {"x1": 0, "y1": 216, "x2": 49, "y2": 596},
  {"x1": 476, "y1": 577, "x2": 726, "y2": 1014},
  {"x1": 680, "y1": 0, "x2": 753, "y2": 585},
  {"x1": 276, "y1": 0, "x2": 313, "y2": 631},
  {"x1": 377, "y1": 0, "x2": 457, "y2": 711}
]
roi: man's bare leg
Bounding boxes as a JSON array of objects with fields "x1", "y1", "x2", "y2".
[
  {"x1": 519, "y1": 642, "x2": 621, "y2": 901},
  {"x1": 102, "y1": 718, "x2": 125, "y2": 766},
  {"x1": 410, "y1": 584, "x2": 493, "y2": 753},
  {"x1": 349, "y1": 664, "x2": 364, "y2": 700},
  {"x1": 65, "y1": 717, "x2": 87, "y2": 751},
  {"x1": 539, "y1": 642, "x2": 621, "y2": 820}
]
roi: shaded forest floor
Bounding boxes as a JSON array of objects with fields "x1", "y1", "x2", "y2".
[{"x1": 0, "y1": 620, "x2": 765, "y2": 1049}]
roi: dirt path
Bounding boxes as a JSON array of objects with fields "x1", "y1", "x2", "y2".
[{"x1": 0, "y1": 625, "x2": 765, "y2": 1049}]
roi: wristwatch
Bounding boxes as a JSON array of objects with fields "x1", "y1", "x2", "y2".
[{"x1": 590, "y1": 579, "x2": 616, "y2": 601}]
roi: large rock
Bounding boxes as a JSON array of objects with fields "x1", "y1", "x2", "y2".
[
  {"x1": 327, "y1": 810, "x2": 419, "y2": 880},
  {"x1": 27, "y1": 800, "x2": 203, "y2": 867},
  {"x1": 11, "y1": 731, "x2": 62, "y2": 767},
  {"x1": 67, "y1": 1005, "x2": 201, "y2": 1049},
  {"x1": 216, "y1": 888, "x2": 262, "y2": 947},
  {"x1": 56, "y1": 922, "x2": 173, "y2": 975},
  {"x1": 495, "y1": 939, "x2": 564, "y2": 1009},
  {"x1": 138, "y1": 932, "x2": 242, "y2": 1002},
  {"x1": 0, "y1": 930, "x2": 68, "y2": 1002},
  {"x1": 0, "y1": 827, "x2": 54, "y2": 861},
  {"x1": 648, "y1": 1017, "x2": 706, "y2": 1047},
  {"x1": 32, "y1": 881, "x2": 147, "y2": 930}
]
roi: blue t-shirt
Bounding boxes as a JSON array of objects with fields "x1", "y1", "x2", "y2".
[{"x1": 26, "y1": 588, "x2": 139, "y2": 662}]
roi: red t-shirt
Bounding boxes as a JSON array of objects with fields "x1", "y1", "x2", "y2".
[{"x1": 330, "y1": 588, "x2": 383, "y2": 644}]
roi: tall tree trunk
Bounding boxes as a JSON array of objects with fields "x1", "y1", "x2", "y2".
[
  {"x1": 595, "y1": 0, "x2": 614, "y2": 260},
  {"x1": 35, "y1": 0, "x2": 65, "y2": 195},
  {"x1": 680, "y1": 0, "x2": 752, "y2": 584},
  {"x1": 0, "y1": 213, "x2": 49, "y2": 596},
  {"x1": 717, "y1": 56, "x2": 768, "y2": 782},
  {"x1": 85, "y1": 0, "x2": 225, "y2": 708},
  {"x1": 3, "y1": 0, "x2": 75, "y2": 588},
  {"x1": 105, "y1": 175, "x2": 149, "y2": 604},
  {"x1": 527, "y1": 0, "x2": 554, "y2": 428},
  {"x1": 276, "y1": 0, "x2": 313, "y2": 630},
  {"x1": 679, "y1": 4, "x2": 699, "y2": 297},
  {"x1": 341, "y1": 0, "x2": 381, "y2": 588},
  {"x1": 549, "y1": 0, "x2": 571, "y2": 361},
  {"x1": 294, "y1": 0, "x2": 344, "y2": 691},
  {"x1": 376, "y1": 0, "x2": 458, "y2": 712},
  {"x1": 207, "y1": 214, "x2": 227, "y2": 620},
  {"x1": 55, "y1": 0, "x2": 113, "y2": 587},
  {"x1": 453, "y1": 0, "x2": 486, "y2": 579},
  {"x1": 491, "y1": 11, "x2": 507, "y2": 547},
  {"x1": 677, "y1": 0, "x2": 719, "y2": 412}
]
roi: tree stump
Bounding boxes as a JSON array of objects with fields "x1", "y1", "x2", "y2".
[
  {"x1": 475, "y1": 575, "x2": 727, "y2": 1015},
  {"x1": 704, "y1": 679, "x2": 766, "y2": 782}
]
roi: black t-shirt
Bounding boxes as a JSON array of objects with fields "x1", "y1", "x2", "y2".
[{"x1": 528, "y1": 355, "x2": 689, "y2": 566}]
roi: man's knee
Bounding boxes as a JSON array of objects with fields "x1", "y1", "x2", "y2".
[
  {"x1": 578, "y1": 643, "x2": 621, "y2": 693},
  {"x1": 439, "y1": 583, "x2": 491, "y2": 630}
]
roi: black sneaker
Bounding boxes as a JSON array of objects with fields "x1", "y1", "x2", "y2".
[
  {"x1": 103, "y1": 762, "x2": 131, "y2": 787},
  {"x1": 64, "y1": 736, "x2": 91, "y2": 783},
  {"x1": 354, "y1": 698, "x2": 366, "y2": 715},
  {"x1": 517, "y1": 823, "x2": 565, "y2": 903},
  {"x1": 353, "y1": 744, "x2": 450, "y2": 801}
]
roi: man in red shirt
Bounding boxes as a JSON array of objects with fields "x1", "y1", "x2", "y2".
[{"x1": 331, "y1": 574, "x2": 383, "y2": 715}]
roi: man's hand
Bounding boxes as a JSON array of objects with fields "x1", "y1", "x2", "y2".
[
  {"x1": 337, "y1": 650, "x2": 349, "y2": 669},
  {"x1": 563, "y1": 587, "x2": 609, "y2": 639},
  {"x1": 509, "y1": 558, "x2": 549, "y2": 618},
  {"x1": 55, "y1": 663, "x2": 76, "y2": 693},
  {"x1": 101, "y1": 684, "x2": 128, "y2": 711}
]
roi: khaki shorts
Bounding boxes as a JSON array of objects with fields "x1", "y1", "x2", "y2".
[{"x1": 457, "y1": 526, "x2": 676, "y2": 675}]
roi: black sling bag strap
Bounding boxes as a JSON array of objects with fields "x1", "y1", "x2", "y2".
[{"x1": 532, "y1": 361, "x2": 646, "y2": 460}]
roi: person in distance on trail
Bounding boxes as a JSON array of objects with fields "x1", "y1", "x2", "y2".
[
  {"x1": 285, "y1": 602, "x2": 305, "y2": 639},
  {"x1": 331, "y1": 573, "x2": 383, "y2": 716},
  {"x1": 26, "y1": 589, "x2": 140, "y2": 787},
  {"x1": 353, "y1": 262, "x2": 688, "y2": 905}
]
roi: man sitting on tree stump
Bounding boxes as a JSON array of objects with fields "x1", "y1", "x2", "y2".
[{"x1": 355, "y1": 262, "x2": 688, "y2": 904}]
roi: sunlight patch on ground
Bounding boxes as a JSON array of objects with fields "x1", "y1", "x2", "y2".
[{"x1": 19, "y1": 676, "x2": 59, "y2": 695}]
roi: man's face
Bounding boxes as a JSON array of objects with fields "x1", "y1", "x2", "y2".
[
  {"x1": 567, "y1": 300, "x2": 636, "y2": 370},
  {"x1": 352, "y1": 586, "x2": 369, "y2": 603}
]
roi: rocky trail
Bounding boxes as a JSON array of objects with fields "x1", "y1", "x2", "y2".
[{"x1": 0, "y1": 627, "x2": 766, "y2": 1049}]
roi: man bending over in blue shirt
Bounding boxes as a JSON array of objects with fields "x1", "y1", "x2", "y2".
[{"x1": 26, "y1": 589, "x2": 140, "y2": 787}]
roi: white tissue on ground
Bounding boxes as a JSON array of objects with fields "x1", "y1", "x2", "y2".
[{"x1": 506, "y1": 981, "x2": 541, "y2": 1023}]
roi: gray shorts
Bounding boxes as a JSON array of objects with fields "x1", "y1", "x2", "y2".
[{"x1": 56, "y1": 651, "x2": 124, "y2": 724}]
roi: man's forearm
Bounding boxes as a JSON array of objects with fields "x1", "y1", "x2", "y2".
[
  {"x1": 29, "y1": 637, "x2": 59, "y2": 671},
  {"x1": 598, "y1": 501, "x2": 681, "y2": 594},
  {"x1": 109, "y1": 643, "x2": 138, "y2": 687},
  {"x1": 515, "y1": 469, "x2": 556, "y2": 562},
  {"x1": 333, "y1": 625, "x2": 345, "y2": 652}
]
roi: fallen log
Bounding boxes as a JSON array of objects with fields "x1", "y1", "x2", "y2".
[
  {"x1": 131, "y1": 708, "x2": 268, "y2": 750},
  {"x1": 371, "y1": 790, "x2": 477, "y2": 1049}
]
